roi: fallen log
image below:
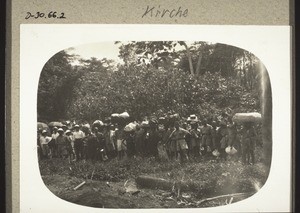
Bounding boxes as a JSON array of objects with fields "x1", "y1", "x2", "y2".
[
  {"x1": 136, "y1": 175, "x2": 173, "y2": 190},
  {"x1": 136, "y1": 175, "x2": 194, "y2": 192}
]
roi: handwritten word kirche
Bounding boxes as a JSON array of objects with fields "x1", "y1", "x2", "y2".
[{"x1": 142, "y1": 5, "x2": 188, "y2": 18}]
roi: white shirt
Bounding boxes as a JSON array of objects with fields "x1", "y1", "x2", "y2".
[
  {"x1": 40, "y1": 136, "x2": 52, "y2": 145},
  {"x1": 52, "y1": 132, "x2": 59, "y2": 140}
]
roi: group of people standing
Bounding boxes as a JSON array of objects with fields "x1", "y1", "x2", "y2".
[{"x1": 37, "y1": 115, "x2": 259, "y2": 165}]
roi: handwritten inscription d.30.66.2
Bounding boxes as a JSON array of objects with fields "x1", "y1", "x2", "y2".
[
  {"x1": 142, "y1": 5, "x2": 188, "y2": 18},
  {"x1": 25, "y1": 11, "x2": 66, "y2": 20}
]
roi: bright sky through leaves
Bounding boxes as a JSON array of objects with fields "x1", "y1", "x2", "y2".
[
  {"x1": 66, "y1": 42, "x2": 124, "y2": 65},
  {"x1": 65, "y1": 41, "x2": 190, "y2": 66}
]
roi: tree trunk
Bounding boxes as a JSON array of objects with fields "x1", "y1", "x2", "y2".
[
  {"x1": 195, "y1": 52, "x2": 203, "y2": 75},
  {"x1": 182, "y1": 42, "x2": 194, "y2": 75},
  {"x1": 249, "y1": 56, "x2": 253, "y2": 90}
]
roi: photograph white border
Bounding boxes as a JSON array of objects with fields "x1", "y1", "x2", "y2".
[{"x1": 20, "y1": 24, "x2": 291, "y2": 212}]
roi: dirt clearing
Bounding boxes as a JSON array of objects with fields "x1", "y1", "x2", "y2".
[{"x1": 40, "y1": 154, "x2": 269, "y2": 208}]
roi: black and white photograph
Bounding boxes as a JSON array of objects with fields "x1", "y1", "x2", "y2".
[
  {"x1": 19, "y1": 25, "x2": 291, "y2": 212},
  {"x1": 36, "y1": 40, "x2": 272, "y2": 208}
]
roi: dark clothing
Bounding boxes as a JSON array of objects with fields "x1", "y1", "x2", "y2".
[
  {"x1": 56, "y1": 135, "x2": 70, "y2": 157},
  {"x1": 227, "y1": 123, "x2": 238, "y2": 147},
  {"x1": 189, "y1": 129, "x2": 201, "y2": 157},
  {"x1": 201, "y1": 125, "x2": 212, "y2": 147},
  {"x1": 211, "y1": 128, "x2": 217, "y2": 150},
  {"x1": 218, "y1": 126, "x2": 228, "y2": 149},
  {"x1": 241, "y1": 126, "x2": 256, "y2": 164},
  {"x1": 86, "y1": 134, "x2": 99, "y2": 161},
  {"x1": 217, "y1": 126, "x2": 228, "y2": 160},
  {"x1": 134, "y1": 129, "x2": 146, "y2": 156},
  {"x1": 145, "y1": 129, "x2": 160, "y2": 157},
  {"x1": 74, "y1": 138, "x2": 84, "y2": 160},
  {"x1": 48, "y1": 138, "x2": 56, "y2": 151},
  {"x1": 163, "y1": 128, "x2": 175, "y2": 159},
  {"x1": 96, "y1": 132, "x2": 107, "y2": 161},
  {"x1": 125, "y1": 132, "x2": 135, "y2": 158},
  {"x1": 96, "y1": 132, "x2": 106, "y2": 150}
]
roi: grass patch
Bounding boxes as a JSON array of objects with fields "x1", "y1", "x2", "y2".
[{"x1": 39, "y1": 153, "x2": 269, "y2": 200}]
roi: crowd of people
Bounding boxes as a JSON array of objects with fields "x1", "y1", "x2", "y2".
[{"x1": 37, "y1": 113, "x2": 259, "y2": 165}]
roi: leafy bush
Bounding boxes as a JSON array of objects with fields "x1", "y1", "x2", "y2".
[{"x1": 38, "y1": 44, "x2": 261, "y2": 122}]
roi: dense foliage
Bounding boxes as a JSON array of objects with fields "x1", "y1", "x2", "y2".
[{"x1": 37, "y1": 42, "x2": 262, "y2": 123}]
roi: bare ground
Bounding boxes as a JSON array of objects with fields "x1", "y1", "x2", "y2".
[{"x1": 40, "y1": 149, "x2": 268, "y2": 208}]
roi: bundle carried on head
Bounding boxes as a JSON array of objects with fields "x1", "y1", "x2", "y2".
[
  {"x1": 111, "y1": 112, "x2": 130, "y2": 125},
  {"x1": 232, "y1": 112, "x2": 262, "y2": 123},
  {"x1": 111, "y1": 113, "x2": 119, "y2": 118},
  {"x1": 93, "y1": 120, "x2": 103, "y2": 126},
  {"x1": 119, "y1": 112, "x2": 130, "y2": 119},
  {"x1": 92, "y1": 120, "x2": 104, "y2": 130},
  {"x1": 124, "y1": 122, "x2": 137, "y2": 132}
]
